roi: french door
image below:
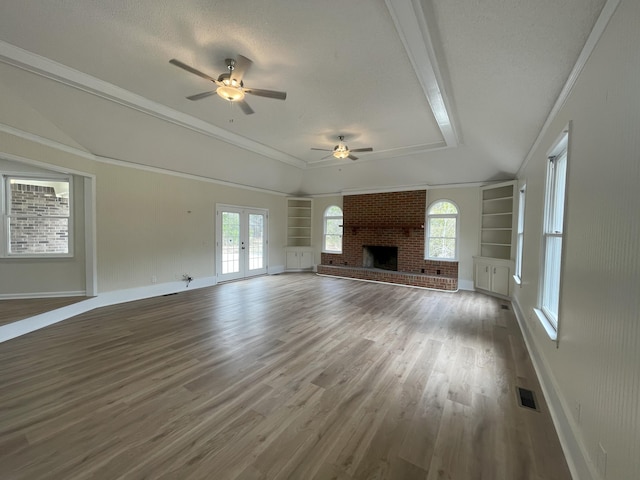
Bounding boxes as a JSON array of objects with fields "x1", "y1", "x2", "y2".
[{"x1": 216, "y1": 204, "x2": 268, "y2": 282}]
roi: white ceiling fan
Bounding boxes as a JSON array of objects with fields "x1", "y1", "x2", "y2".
[
  {"x1": 311, "y1": 135, "x2": 373, "y2": 160},
  {"x1": 169, "y1": 55, "x2": 287, "y2": 115}
]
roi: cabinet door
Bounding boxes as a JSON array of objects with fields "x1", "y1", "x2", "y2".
[
  {"x1": 299, "y1": 251, "x2": 314, "y2": 269},
  {"x1": 286, "y1": 251, "x2": 299, "y2": 269},
  {"x1": 475, "y1": 263, "x2": 491, "y2": 291},
  {"x1": 492, "y1": 265, "x2": 510, "y2": 296}
]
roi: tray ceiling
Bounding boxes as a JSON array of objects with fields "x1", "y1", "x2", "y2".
[{"x1": 0, "y1": 0, "x2": 607, "y2": 194}]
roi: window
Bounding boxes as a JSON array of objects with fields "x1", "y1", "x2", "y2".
[
  {"x1": 426, "y1": 200, "x2": 458, "y2": 260},
  {"x1": 2, "y1": 176, "x2": 72, "y2": 257},
  {"x1": 514, "y1": 185, "x2": 526, "y2": 284},
  {"x1": 536, "y1": 133, "x2": 568, "y2": 336},
  {"x1": 323, "y1": 205, "x2": 343, "y2": 253}
]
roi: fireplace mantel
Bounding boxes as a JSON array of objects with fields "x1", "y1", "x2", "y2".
[{"x1": 343, "y1": 223, "x2": 424, "y2": 236}]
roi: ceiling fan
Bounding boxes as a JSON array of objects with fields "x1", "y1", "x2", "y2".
[
  {"x1": 169, "y1": 55, "x2": 287, "y2": 115},
  {"x1": 311, "y1": 136, "x2": 373, "y2": 160}
]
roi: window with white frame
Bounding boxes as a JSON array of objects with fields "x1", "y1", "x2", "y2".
[
  {"x1": 514, "y1": 185, "x2": 526, "y2": 283},
  {"x1": 323, "y1": 205, "x2": 343, "y2": 253},
  {"x1": 426, "y1": 200, "x2": 458, "y2": 260},
  {"x1": 538, "y1": 135, "x2": 568, "y2": 333},
  {"x1": 2, "y1": 176, "x2": 72, "y2": 257}
]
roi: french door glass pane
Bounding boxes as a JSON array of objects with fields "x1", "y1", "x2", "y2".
[
  {"x1": 222, "y1": 212, "x2": 240, "y2": 274},
  {"x1": 248, "y1": 214, "x2": 264, "y2": 271}
]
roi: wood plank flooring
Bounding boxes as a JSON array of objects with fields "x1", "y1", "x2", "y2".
[
  {"x1": 0, "y1": 274, "x2": 571, "y2": 480},
  {"x1": 0, "y1": 296, "x2": 88, "y2": 327}
]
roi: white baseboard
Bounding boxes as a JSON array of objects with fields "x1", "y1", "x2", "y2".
[
  {"x1": 511, "y1": 297, "x2": 597, "y2": 480},
  {"x1": 0, "y1": 290, "x2": 86, "y2": 300},
  {"x1": 0, "y1": 276, "x2": 217, "y2": 344},
  {"x1": 457, "y1": 279, "x2": 474, "y2": 291}
]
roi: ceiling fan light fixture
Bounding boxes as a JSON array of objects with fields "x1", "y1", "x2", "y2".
[
  {"x1": 333, "y1": 140, "x2": 350, "y2": 159},
  {"x1": 333, "y1": 148, "x2": 350, "y2": 159},
  {"x1": 216, "y1": 85, "x2": 245, "y2": 102}
]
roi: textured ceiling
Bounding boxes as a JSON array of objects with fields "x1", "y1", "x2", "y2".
[{"x1": 0, "y1": 0, "x2": 607, "y2": 195}]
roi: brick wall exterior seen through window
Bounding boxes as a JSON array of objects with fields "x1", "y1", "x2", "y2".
[{"x1": 10, "y1": 183, "x2": 70, "y2": 254}]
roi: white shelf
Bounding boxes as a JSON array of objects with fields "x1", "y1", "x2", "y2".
[
  {"x1": 287, "y1": 197, "x2": 312, "y2": 247},
  {"x1": 480, "y1": 182, "x2": 515, "y2": 260}
]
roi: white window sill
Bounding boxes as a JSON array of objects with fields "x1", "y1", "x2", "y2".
[
  {"x1": 2, "y1": 253, "x2": 74, "y2": 259},
  {"x1": 533, "y1": 308, "x2": 558, "y2": 341}
]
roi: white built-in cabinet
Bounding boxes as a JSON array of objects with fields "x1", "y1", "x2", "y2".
[
  {"x1": 285, "y1": 249, "x2": 314, "y2": 271},
  {"x1": 285, "y1": 197, "x2": 314, "y2": 271},
  {"x1": 474, "y1": 181, "x2": 516, "y2": 297},
  {"x1": 473, "y1": 257, "x2": 512, "y2": 297}
]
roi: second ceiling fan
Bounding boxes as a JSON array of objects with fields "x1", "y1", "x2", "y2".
[
  {"x1": 169, "y1": 55, "x2": 286, "y2": 115},
  {"x1": 311, "y1": 136, "x2": 373, "y2": 160}
]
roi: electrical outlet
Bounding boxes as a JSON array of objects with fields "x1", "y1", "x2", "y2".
[
  {"x1": 597, "y1": 442, "x2": 607, "y2": 478},
  {"x1": 151, "y1": 275, "x2": 157, "y2": 284}
]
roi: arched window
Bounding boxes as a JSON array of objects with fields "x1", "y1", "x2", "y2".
[
  {"x1": 323, "y1": 205, "x2": 343, "y2": 253},
  {"x1": 426, "y1": 200, "x2": 459, "y2": 260}
]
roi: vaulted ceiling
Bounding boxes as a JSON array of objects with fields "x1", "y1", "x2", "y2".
[{"x1": 0, "y1": 0, "x2": 606, "y2": 195}]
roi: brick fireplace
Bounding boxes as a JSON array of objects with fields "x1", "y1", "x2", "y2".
[{"x1": 318, "y1": 190, "x2": 458, "y2": 290}]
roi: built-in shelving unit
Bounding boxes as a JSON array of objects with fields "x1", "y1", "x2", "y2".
[
  {"x1": 286, "y1": 198, "x2": 312, "y2": 247},
  {"x1": 480, "y1": 182, "x2": 515, "y2": 260}
]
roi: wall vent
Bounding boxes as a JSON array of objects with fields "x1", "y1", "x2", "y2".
[
  {"x1": 501, "y1": 304, "x2": 510, "y2": 310},
  {"x1": 516, "y1": 387, "x2": 539, "y2": 411}
]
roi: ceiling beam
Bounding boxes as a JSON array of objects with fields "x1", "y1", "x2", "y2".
[{"x1": 385, "y1": 0, "x2": 459, "y2": 148}]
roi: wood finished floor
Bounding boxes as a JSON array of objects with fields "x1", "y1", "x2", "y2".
[
  {"x1": 0, "y1": 274, "x2": 571, "y2": 480},
  {"x1": 0, "y1": 296, "x2": 88, "y2": 327}
]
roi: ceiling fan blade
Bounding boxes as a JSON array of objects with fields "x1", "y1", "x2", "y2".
[
  {"x1": 232, "y1": 55, "x2": 252, "y2": 83},
  {"x1": 244, "y1": 88, "x2": 287, "y2": 100},
  {"x1": 186, "y1": 90, "x2": 217, "y2": 101},
  {"x1": 350, "y1": 147, "x2": 373, "y2": 153},
  {"x1": 238, "y1": 100, "x2": 255, "y2": 115},
  {"x1": 321, "y1": 153, "x2": 334, "y2": 160},
  {"x1": 310, "y1": 148, "x2": 333, "y2": 152},
  {"x1": 169, "y1": 59, "x2": 218, "y2": 83},
  {"x1": 348, "y1": 155, "x2": 359, "y2": 161}
]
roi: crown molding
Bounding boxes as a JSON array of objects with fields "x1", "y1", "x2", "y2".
[
  {"x1": 0, "y1": 122, "x2": 288, "y2": 196},
  {"x1": 517, "y1": 0, "x2": 621, "y2": 177},
  {"x1": 0, "y1": 41, "x2": 306, "y2": 169},
  {"x1": 340, "y1": 183, "x2": 429, "y2": 196}
]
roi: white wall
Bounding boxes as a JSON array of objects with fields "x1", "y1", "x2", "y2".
[
  {"x1": 95, "y1": 161, "x2": 286, "y2": 292},
  {"x1": 0, "y1": 134, "x2": 287, "y2": 297},
  {"x1": 427, "y1": 186, "x2": 480, "y2": 290},
  {"x1": 312, "y1": 195, "x2": 343, "y2": 264},
  {"x1": 513, "y1": 1, "x2": 640, "y2": 478},
  {"x1": 0, "y1": 163, "x2": 86, "y2": 297}
]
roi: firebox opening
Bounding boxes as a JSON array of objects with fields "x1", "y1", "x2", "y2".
[{"x1": 363, "y1": 245, "x2": 398, "y2": 272}]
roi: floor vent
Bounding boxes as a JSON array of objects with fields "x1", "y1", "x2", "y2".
[
  {"x1": 516, "y1": 387, "x2": 539, "y2": 411},
  {"x1": 501, "y1": 304, "x2": 510, "y2": 310}
]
